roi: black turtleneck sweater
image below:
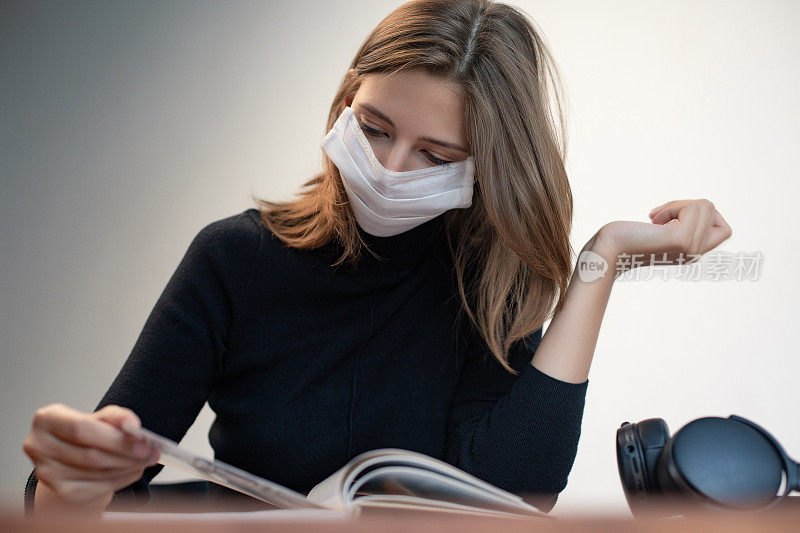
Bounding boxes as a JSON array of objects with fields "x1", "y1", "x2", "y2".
[{"x1": 24, "y1": 208, "x2": 589, "y2": 513}]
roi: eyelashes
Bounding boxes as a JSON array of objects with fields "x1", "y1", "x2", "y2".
[
  {"x1": 358, "y1": 122, "x2": 451, "y2": 166},
  {"x1": 359, "y1": 123, "x2": 384, "y2": 136}
]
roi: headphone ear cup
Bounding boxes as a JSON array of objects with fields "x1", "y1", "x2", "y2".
[
  {"x1": 653, "y1": 439, "x2": 693, "y2": 517},
  {"x1": 617, "y1": 418, "x2": 670, "y2": 517},
  {"x1": 655, "y1": 440, "x2": 682, "y2": 493},
  {"x1": 635, "y1": 418, "x2": 670, "y2": 492},
  {"x1": 664, "y1": 416, "x2": 785, "y2": 509}
]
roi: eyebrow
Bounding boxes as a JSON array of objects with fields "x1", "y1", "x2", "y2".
[{"x1": 359, "y1": 103, "x2": 470, "y2": 153}]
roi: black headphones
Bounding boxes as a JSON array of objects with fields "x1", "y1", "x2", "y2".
[{"x1": 616, "y1": 414, "x2": 799, "y2": 517}]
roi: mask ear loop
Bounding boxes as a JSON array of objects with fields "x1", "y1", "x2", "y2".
[{"x1": 728, "y1": 415, "x2": 799, "y2": 505}]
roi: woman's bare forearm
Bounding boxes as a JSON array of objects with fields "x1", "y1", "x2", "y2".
[
  {"x1": 529, "y1": 197, "x2": 733, "y2": 384},
  {"x1": 530, "y1": 230, "x2": 617, "y2": 384}
]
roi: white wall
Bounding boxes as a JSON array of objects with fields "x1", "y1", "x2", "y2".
[{"x1": 2, "y1": 0, "x2": 798, "y2": 516}]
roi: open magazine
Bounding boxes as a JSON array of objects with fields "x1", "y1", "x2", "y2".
[{"x1": 118, "y1": 424, "x2": 550, "y2": 519}]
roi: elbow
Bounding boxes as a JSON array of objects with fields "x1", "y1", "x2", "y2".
[
  {"x1": 517, "y1": 469, "x2": 570, "y2": 513},
  {"x1": 522, "y1": 491, "x2": 559, "y2": 514},
  {"x1": 497, "y1": 460, "x2": 573, "y2": 511},
  {"x1": 450, "y1": 441, "x2": 575, "y2": 513}
]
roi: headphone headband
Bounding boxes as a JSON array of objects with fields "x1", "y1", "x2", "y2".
[{"x1": 727, "y1": 415, "x2": 799, "y2": 497}]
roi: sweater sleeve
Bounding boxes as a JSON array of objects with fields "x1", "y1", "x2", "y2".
[
  {"x1": 445, "y1": 326, "x2": 589, "y2": 513},
  {"x1": 24, "y1": 211, "x2": 262, "y2": 515}
]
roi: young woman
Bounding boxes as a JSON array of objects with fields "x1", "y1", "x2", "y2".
[{"x1": 22, "y1": 0, "x2": 732, "y2": 516}]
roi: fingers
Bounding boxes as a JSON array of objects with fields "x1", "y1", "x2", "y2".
[
  {"x1": 692, "y1": 201, "x2": 715, "y2": 253},
  {"x1": 706, "y1": 209, "x2": 734, "y2": 249},
  {"x1": 24, "y1": 403, "x2": 162, "y2": 508},
  {"x1": 648, "y1": 199, "x2": 731, "y2": 256},
  {"x1": 649, "y1": 201, "x2": 684, "y2": 225},
  {"x1": 36, "y1": 457, "x2": 151, "y2": 483},
  {"x1": 32, "y1": 404, "x2": 147, "y2": 459},
  {"x1": 648, "y1": 201, "x2": 673, "y2": 221},
  {"x1": 34, "y1": 430, "x2": 157, "y2": 471},
  {"x1": 92, "y1": 405, "x2": 141, "y2": 434},
  {"x1": 660, "y1": 201, "x2": 700, "y2": 252},
  {"x1": 712, "y1": 209, "x2": 732, "y2": 234}
]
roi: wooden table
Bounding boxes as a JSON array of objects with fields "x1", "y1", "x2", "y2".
[{"x1": 2, "y1": 501, "x2": 798, "y2": 532}]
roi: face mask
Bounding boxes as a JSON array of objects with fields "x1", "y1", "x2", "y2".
[{"x1": 320, "y1": 105, "x2": 476, "y2": 237}]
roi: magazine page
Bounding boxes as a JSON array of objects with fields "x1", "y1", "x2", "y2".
[
  {"x1": 346, "y1": 449, "x2": 530, "y2": 502},
  {"x1": 348, "y1": 466, "x2": 546, "y2": 517},
  {"x1": 306, "y1": 448, "x2": 544, "y2": 515},
  {"x1": 304, "y1": 465, "x2": 350, "y2": 509},
  {"x1": 352, "y1": 496, "x2": 549, "y2": 519},
  {"x1": 306, "y1": 448, "x2": 396, "y2": 508},
  {"x1": 120, "y1": 424, "x2": 322, "y2": 509}
]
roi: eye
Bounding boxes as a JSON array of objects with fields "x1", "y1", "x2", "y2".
[
  {"x1": 358, "y1": 120, "x2": 452, "y2": 166},
  {"x1": 359, "y1": 122, "x2": 386, "y2": 137},
  {"x1": 422, "y1": 150, "x2": 451, "y2": 166}
]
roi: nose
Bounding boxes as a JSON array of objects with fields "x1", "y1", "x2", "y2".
[
  {"x1": 374, "y1": 141, "x2": 425, "y2": 173},
  {"x1": 382, "y1": 149, "x2": 407, "y2": 172}
]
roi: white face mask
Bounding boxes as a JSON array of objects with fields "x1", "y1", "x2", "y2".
[{"x1": 320, "y1": 105, "x2": 476, "y2": 237}]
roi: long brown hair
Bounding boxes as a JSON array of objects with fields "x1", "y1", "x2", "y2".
[{"x1": 253, "y1": 0, "x2": 574, "y2": 373}]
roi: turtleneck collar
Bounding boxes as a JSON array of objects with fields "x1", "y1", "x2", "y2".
[{"x1": 357, "y1": 214, "x2": 447, "y2": 270}]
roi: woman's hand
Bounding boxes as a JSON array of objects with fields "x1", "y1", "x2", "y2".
[
  {"x1": 22, "y1": 403, "x2": 159, "y2": 514},
  {"x1": 590, "y1": 198, "x2": 733, "y2": 277}
]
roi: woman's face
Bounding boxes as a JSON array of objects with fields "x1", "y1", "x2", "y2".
[{"x1": 345, "y1": 69, "x2": 470, "y2": 172}]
